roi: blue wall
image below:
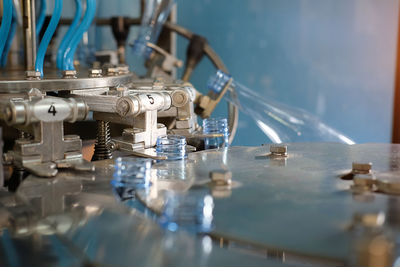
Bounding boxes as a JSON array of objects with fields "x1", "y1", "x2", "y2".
[
  {"x1": 90, "y1": 0, "x2": 399, "y2": 145},
  {"x1": 176, "y1": 0, "x2": 399, "y2": 145}
]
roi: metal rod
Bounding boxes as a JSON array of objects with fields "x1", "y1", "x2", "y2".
[
  {"x1": 22, "y1": 0, "x2": 37, "y2": 71},
  {"x1": 164, "y1": 22, "x2": 239, "y2": 144}
]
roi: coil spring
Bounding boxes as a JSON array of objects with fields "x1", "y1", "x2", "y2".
[{"x1": 92, "y1": 121, "x2": 112, "y2": 161}]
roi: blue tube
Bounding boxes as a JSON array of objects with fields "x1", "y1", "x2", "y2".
[
  {"x1": 1, "y1": 9, "x2": 16, "y2": 67},
  {"x1": 0, "y1": 0, "x2": 13, "y2": 64},
  {"x1": 56, "y1": 0, "x2": 82, "y2": 69},
  {"x1": 35, "y1": 0, "x2": 63, "y2": 76},
  {"x1": 63, "y1": 0, "x2": 96, "y2": 70},
  {"x1": 36, "y1": 0, "x2": 47, "y2": 37}
]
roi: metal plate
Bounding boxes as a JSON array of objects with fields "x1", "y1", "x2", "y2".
[
  {"x1": 0, "y1": 161, "x2": 287, "y2": 266},
  {"x1": 7, "y1": 143, "x2": 400, "y2": 266},
  {"x1": 136, "y1": 143, "x2": 400, "y2": 263},
  {"x1": 0, "y1": 74, "x2": 133, "y2": 93}
]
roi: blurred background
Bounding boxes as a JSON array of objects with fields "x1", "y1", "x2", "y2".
[{"x1": 91, "y1": 0, "x2": 398, "y2": 145}]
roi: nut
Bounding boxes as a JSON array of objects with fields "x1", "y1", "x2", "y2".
[
  {"x1": 352, "y1": 162, "x2": 372, "y2": 174},
  {"x1": 106, "y1": 67, "x2": 118, "y2": 76},
  {"x1": 62, "y1": 70, "x2": 77, "y2": 79},
  {"x1": 117, "y1": 65, "x2": 130, "y2": 75},
  {"x1": 210, "y1": 169, "x2": 232, "y2": 186},
  {"x1": 25, "y1": 71, "x2": 41, "y2": 80},
  {"x1": 89, "y1": 68, "x2": 102, "y2": 78},
  {"x1": 270, "y1": 145, "x2": 287, "y2": 156}
]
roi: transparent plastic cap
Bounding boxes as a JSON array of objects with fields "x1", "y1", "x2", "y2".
[
  {"x1": 203, "y1": 117, "x2": 229, "y2": 149},
  {"x1": 156, "y1": 135, "x2": 187, "y2": 160},
  {"x1": 207, "y1": 70, "x2": 232, "y2": 94}
]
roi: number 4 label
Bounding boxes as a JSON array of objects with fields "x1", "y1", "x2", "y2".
[
  {"x1": 34, "y1": 98, "x2": 70, "y2": 122},
  {"x1": 48, "y1": 104, "x2": 57, "y2": 116}
]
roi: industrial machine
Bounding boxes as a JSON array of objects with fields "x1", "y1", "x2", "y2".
[{"x1": 0, "y1": 0, "x2": 398, "y2": 266}]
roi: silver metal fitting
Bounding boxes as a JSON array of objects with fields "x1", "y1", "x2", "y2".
[
  {"x1": 115, "y1": 86, "x2": 128, "y2": 97},
  {"x1": 106, "y1": 67, "x2": 118, "y2": 76},
  {"x1": 270, "y1": 145, "x2": 287, "y2": 156},
  {"x1": 352, "y1": 162, "x2": 372, "y2": 174},
  {"x1": 117, "y1": 64, "x2": 130, "y2": 75},
  {"x1": 28, "y1": 88, "x2": 45, "y2": 99},
  {"x1": 210, "y1": 169, "x2": 232, "y2": 186},
  {"x1": 88, "y1": 68, "x2": 102, "y2": 78},
  {"x1": 171, "y1": 90, "x2": 189, "y2": 107},
  {"x1": 25, "y1": 70, "x2": 41, "y2": 80},
  {"x1": 116, "y1": 98, "x2": 132, "y2": 117},
  {"x1": 62, "y1": 70, "x2": 77, "y2": 79}
]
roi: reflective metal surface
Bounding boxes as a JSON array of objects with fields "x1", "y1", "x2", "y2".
[
  {"x1": 137, "y1": 143, "x2": 400, "y2": 264},
  {"x1": 2, "y1": 143, "x2": 400, "y2": 266},
  {"x1": 0, "y1": 157, "x2": 287, "y2": 266}
]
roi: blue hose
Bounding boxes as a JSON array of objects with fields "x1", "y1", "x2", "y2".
[
  {"x1": 56, "y1": 0, "x2": 82, "y2": 69},
  {"x1": 63, "y1": 0, "x2": 96, "y2": 70},
  {"x1": 35, "y1": 0, "x2": 63, "y2": 76},
  {"x1": 0, "y1": 0, "x2": 13, "y2": 64},
  {"x1": 1, "y1": 8, "x2": 17, "y2": 67},
  {"x1": 36, "y1": 0, "x2": 47, "y2": 37}
]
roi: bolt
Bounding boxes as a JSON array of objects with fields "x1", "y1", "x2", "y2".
[
  {"x1": 115, "y1": 86, "x2": 128, "y2": 97},
  {"x1": 270, "y1": 145, "x2": 287, "y2": 156},
  {"x1": 209, "y1": 169, "x2": 232, "y2": 186},
  {"x1": 352, "y1": 162, "x2": 372, "y2": 174},
  {"x1": 117, "y1": 64, "x2": 130, "y2": 75},
  {"x1": 25, "y1": 71, "x2": 41, "y2": 80},
  {"x1": 171, "y1": 90, "x2": 188, "y2": 107},
  {"x1": 62, "y1": 70, "x2": 77, "y2": 79},
  {"x1": 116, "y1": 99, "x2": 131, "y2": 116},
  {"x1": 89, "y1": 68, "x2": 102, "y2": 78},
  {"x1": 106, "y1": 67, "x2": 118, "y2": 76}
]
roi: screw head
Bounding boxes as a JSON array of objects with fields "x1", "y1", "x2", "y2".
[
  {"x1": 116, "y1": 99, "x2": 131, "y2": 116},
  {"x1": 209, "y1": 169, "x2": 232, "y2": 186},
  {"x1": 89, "y1": 68, "x2": 102, "y2": 78},
  {"x1": 270, "y1": 145, "x2": 287, "y2": 156}
]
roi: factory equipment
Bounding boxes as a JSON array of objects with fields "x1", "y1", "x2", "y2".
[{"x1": 0, "y1": 0, "x2": 397, "y2": 266}]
